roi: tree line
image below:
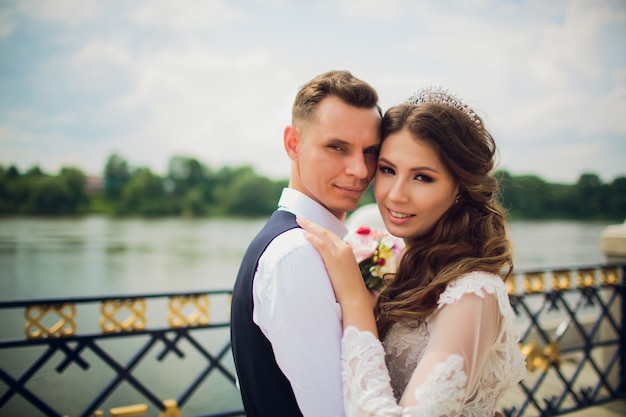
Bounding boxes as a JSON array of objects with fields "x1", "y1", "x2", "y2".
[{"x1": 0, "y1": 153, "x2": 624, "y2": 221}]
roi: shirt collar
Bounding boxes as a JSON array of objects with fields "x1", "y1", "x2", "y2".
[{"x1": 277, "y1": 188, "x2": 348, "y2": 239}]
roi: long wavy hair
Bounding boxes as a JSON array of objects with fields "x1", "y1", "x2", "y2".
[{"x1": 374, "y1": 101, "x2": 513, "y2": 340}]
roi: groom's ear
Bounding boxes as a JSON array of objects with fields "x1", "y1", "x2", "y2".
[{"x1": 284, "y1": 125, "x2": 299, "y2": 161}]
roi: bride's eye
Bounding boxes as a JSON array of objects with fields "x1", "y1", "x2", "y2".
[
  {"x1": 414, "y1": 174, "x2": 433, "y2": 182},
  {"x1": 379, "y1": 166, "x2": 395, "y2": 175}
]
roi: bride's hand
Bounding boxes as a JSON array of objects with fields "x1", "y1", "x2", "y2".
[{"x1": 296, "y1": 217, "x2": 376, "y2": 309}]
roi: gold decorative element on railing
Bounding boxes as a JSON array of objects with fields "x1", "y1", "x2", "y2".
[
  {"x1": 524, "y1": 272, "x2": 545, "y2": 293},
  {"x1": 551, "y1": 270, "x2": 572, "y2": 291},
  {"x1": 160, "y1": 399, "x2": 183, "y2": 417},
  {"x1": 110, "y1": 403, "x2": 147, "y2": 417},
  {"x1": 505, "y1": 277, "x2": 516, "y2": 295},
  {"x1": 24, "y1": 303, "x2": 76, "y2": 339},
  {"x1": 600, "y1": 267, "x2": 619, "y2": 286},
  {"x1": 520, "y1": 339, "x2": 561, "y2": 372},
  {"x1": 577, "y1": 269, "x2": 596, "y2": 288},
  {"x1": 168, "y1": 295, "x2": 209, "y2": 327},
  {"x1": 100, "y1": 299, "x2": 147, "y2": 333}
]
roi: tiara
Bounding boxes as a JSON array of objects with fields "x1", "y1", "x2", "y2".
[{"x1": 406, "y1": 86, "x2": 480, "y2": 127}]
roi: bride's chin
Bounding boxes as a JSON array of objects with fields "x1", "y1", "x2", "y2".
[{"x1": 382, "y1": 223, "x2": 404, "y2": 238}]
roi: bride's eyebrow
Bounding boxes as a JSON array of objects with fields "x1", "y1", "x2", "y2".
[
  {"x1": 378, "y1": 157, "x2": 440, "y2": 174},
  {"x1": 409, "y1": 166, "x2": 440, "y2": 174}
]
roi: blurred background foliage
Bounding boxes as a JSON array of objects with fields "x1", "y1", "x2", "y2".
[{"x1": 0, "y1": 153, "x2": 624, "y2": 220}]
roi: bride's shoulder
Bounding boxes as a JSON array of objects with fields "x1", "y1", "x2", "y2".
[{"x1": 438, "y1": 271, "x2": 507, "y2": 306}]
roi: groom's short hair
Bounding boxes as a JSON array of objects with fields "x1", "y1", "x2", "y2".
[{"x1": 292, "y1": 70, "x2": 381, "y2": 126}]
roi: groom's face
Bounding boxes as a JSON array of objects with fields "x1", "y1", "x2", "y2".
[{"x1": 287, "y1": 96, "x2": 381, "y2": 220}]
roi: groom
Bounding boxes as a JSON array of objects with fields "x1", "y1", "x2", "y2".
[{"x1": 230, "y1": 70, "x2": 382, "y2": 417}]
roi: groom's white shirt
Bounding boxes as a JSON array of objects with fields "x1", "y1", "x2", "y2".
[{"x1": 252, "y1": 187, "x2": 346, "y2": 417}]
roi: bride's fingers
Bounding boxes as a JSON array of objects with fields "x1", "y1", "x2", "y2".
[
  {"x1": 297, "y1": 216, "x2": 332, "y2": 252},
  {"x1": 297, "y1": 217, "x2": 353, "y2": 262},
  {"x1": 297, "y1": 216, "x2": 335, "y2": 244},
  {"x1": 296, "y1": 216, "x2": 325, "y2": 236}
]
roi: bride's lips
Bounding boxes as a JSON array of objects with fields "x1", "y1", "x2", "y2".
[{"x1": 386, "y1": 208, "x2": 415, "y2": 225}]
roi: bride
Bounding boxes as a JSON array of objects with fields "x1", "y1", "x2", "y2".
[{"x1": 298, "y1": 87, "x2": 526, "y2": 416}]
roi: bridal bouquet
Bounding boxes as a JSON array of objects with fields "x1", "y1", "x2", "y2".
[{"x1": 345, "y1": 226, "x2": 405, "y2": 291}]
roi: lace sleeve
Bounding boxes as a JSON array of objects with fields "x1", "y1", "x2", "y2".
[
  {"x1": 341, "y1": 273, "x2": 508, "y2": 417},
  {"x1": 342, "y1": 326, "x2": 403, "y2": 417},
  {"x1": 342, "y1": 327, "x2": 467, "y2": 417}
]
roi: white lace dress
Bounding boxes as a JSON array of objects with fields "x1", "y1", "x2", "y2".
[{"x1": 341, "y1": 271, "x2": 526, "y2": 417}]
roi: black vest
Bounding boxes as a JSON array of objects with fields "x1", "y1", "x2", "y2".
[{"x1": 230, "y1": 210, "x2": 304, "y2": 417}]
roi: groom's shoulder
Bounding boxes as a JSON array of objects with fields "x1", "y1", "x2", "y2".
[{"x1": 260, "y1": 227, "x2": 311, "y2": 266}]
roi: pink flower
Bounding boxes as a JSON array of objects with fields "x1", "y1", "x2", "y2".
[
  {"x1": 345, "y1": 226, "x2": 405, "y2": 290},
  {"x1": 356, "y1": 226, "x2": 371, "y2": 235}
]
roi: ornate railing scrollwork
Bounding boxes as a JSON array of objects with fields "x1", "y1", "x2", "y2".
[
  {"x1": 551, "y1": 270, "x2": 572, "y2": 291},
  {"x1": 168, "y1": 294, "x2": 210, "y2": 327},
  {"x1": 520, "y1": 338, "x2": 561, "y2": 372},
  {"x1": 577, "y1": 269, "x2": 596, "y2": 288},
  {"x1": 100, "y1": 298, "x2": 147, "y2": 333},
  {"x1": 524, "y1": 272, "x2": 545, "y2": 293},
  {"x1": 601, "y1": 266, "x2": 619, "y2": 286},
  {"x1": 24, "y1": 303, "x2": 76, "y2": 339}
]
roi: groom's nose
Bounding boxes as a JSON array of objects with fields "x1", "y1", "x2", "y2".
[{"x1": 345, "y1": 152, "x2": 371, "y2": 180}]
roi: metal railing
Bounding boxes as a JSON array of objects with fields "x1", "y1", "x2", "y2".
[
  {"x1": 0, "y1": 263, "x2": 624, "y2": 417},
  {"x1": 500, "y1": 262, "x2": 625, "y2": 416},
  {"x1": 0, "y1": 290, "x2": 244, "y2": 417}
]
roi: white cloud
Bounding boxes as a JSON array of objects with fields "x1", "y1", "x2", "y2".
[
  {"x1": 69, "y1": 40, "x2": 133, "y2": 76},
  {"x1": 338, "y1": 0, "x2": 408, "y2": 18},
  {"x1": 0, "y1": 124, "x2": 33, "y2": 144},
  {"x1": 583, "y1": 84, "x2": 626, "y2": 135},
  {"x1": 66, "y1": 36, "x2": 297, "y2": 175},
  {"x1": 14, "y1": 0, "x2": 103, "y2": 25},
  {"x1": 0, "y1": 8, "x2": 17, "y2": 38},
  {"x1": 129, "y1": 0, "x2": 244, "y2": 29}
]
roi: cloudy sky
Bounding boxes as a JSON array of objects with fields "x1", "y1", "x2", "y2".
[{"x1": 1, "y1": 0, "x2": 625, "y2": 184}]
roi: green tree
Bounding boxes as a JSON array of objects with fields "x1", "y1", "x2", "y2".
[
  {"x1": 5, "y1": 165, "x2": 47, "y2": 214},
  {"x1": 574, "y1": 173, "x2": 604, "y2": 218},
  {"x1": 6, "y1": 165, "x2": 20, "y2": 180},
  {"x1": 59, "y1": 167, "x2": 88, "y2": 213},
  {"x1": 104, "y1": 153, "x2": 131, "y2": 200},
  {"x1": 24, "y1": 177, "x2": 72, "y2": 215},
  {"x1": 0, "y1": 167, "x2": 10, "y2": 214},
  {"x1": 24, "y1": 166, "x2": 45, "y2": 179},
  {"x1": 166, "y1": 156, "x2": 211, "y2": 217},
  {"x1": 117, "y1": 168, "x2": 170, "y2": 216},
  {"x1": 225, "y1": 171, "x2": 282, "y2": 216},
  {"x1": 209, "y1": 166, "x2": 254, "y2": 214},
  {"x1": 606, "y1": 176, "x2": 626, "y2": 220},
  {"x1": 167, "y1": 156, "x2": 206, "y2": 195},
  {"x1": 498, "y1": 173, "x2": 549, "y2": 218}
]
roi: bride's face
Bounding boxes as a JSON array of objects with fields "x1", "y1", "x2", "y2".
[{"x1": 374, "y1": 129, "x2": 458, "y2": 239}]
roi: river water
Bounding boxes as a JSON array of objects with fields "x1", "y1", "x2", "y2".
[
  {"x1": 0, "y1": 216, "x2": 617, "y2": 416},
  {"x1": 0, "y1": 216, "x2": 615, "y2": 301}
]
